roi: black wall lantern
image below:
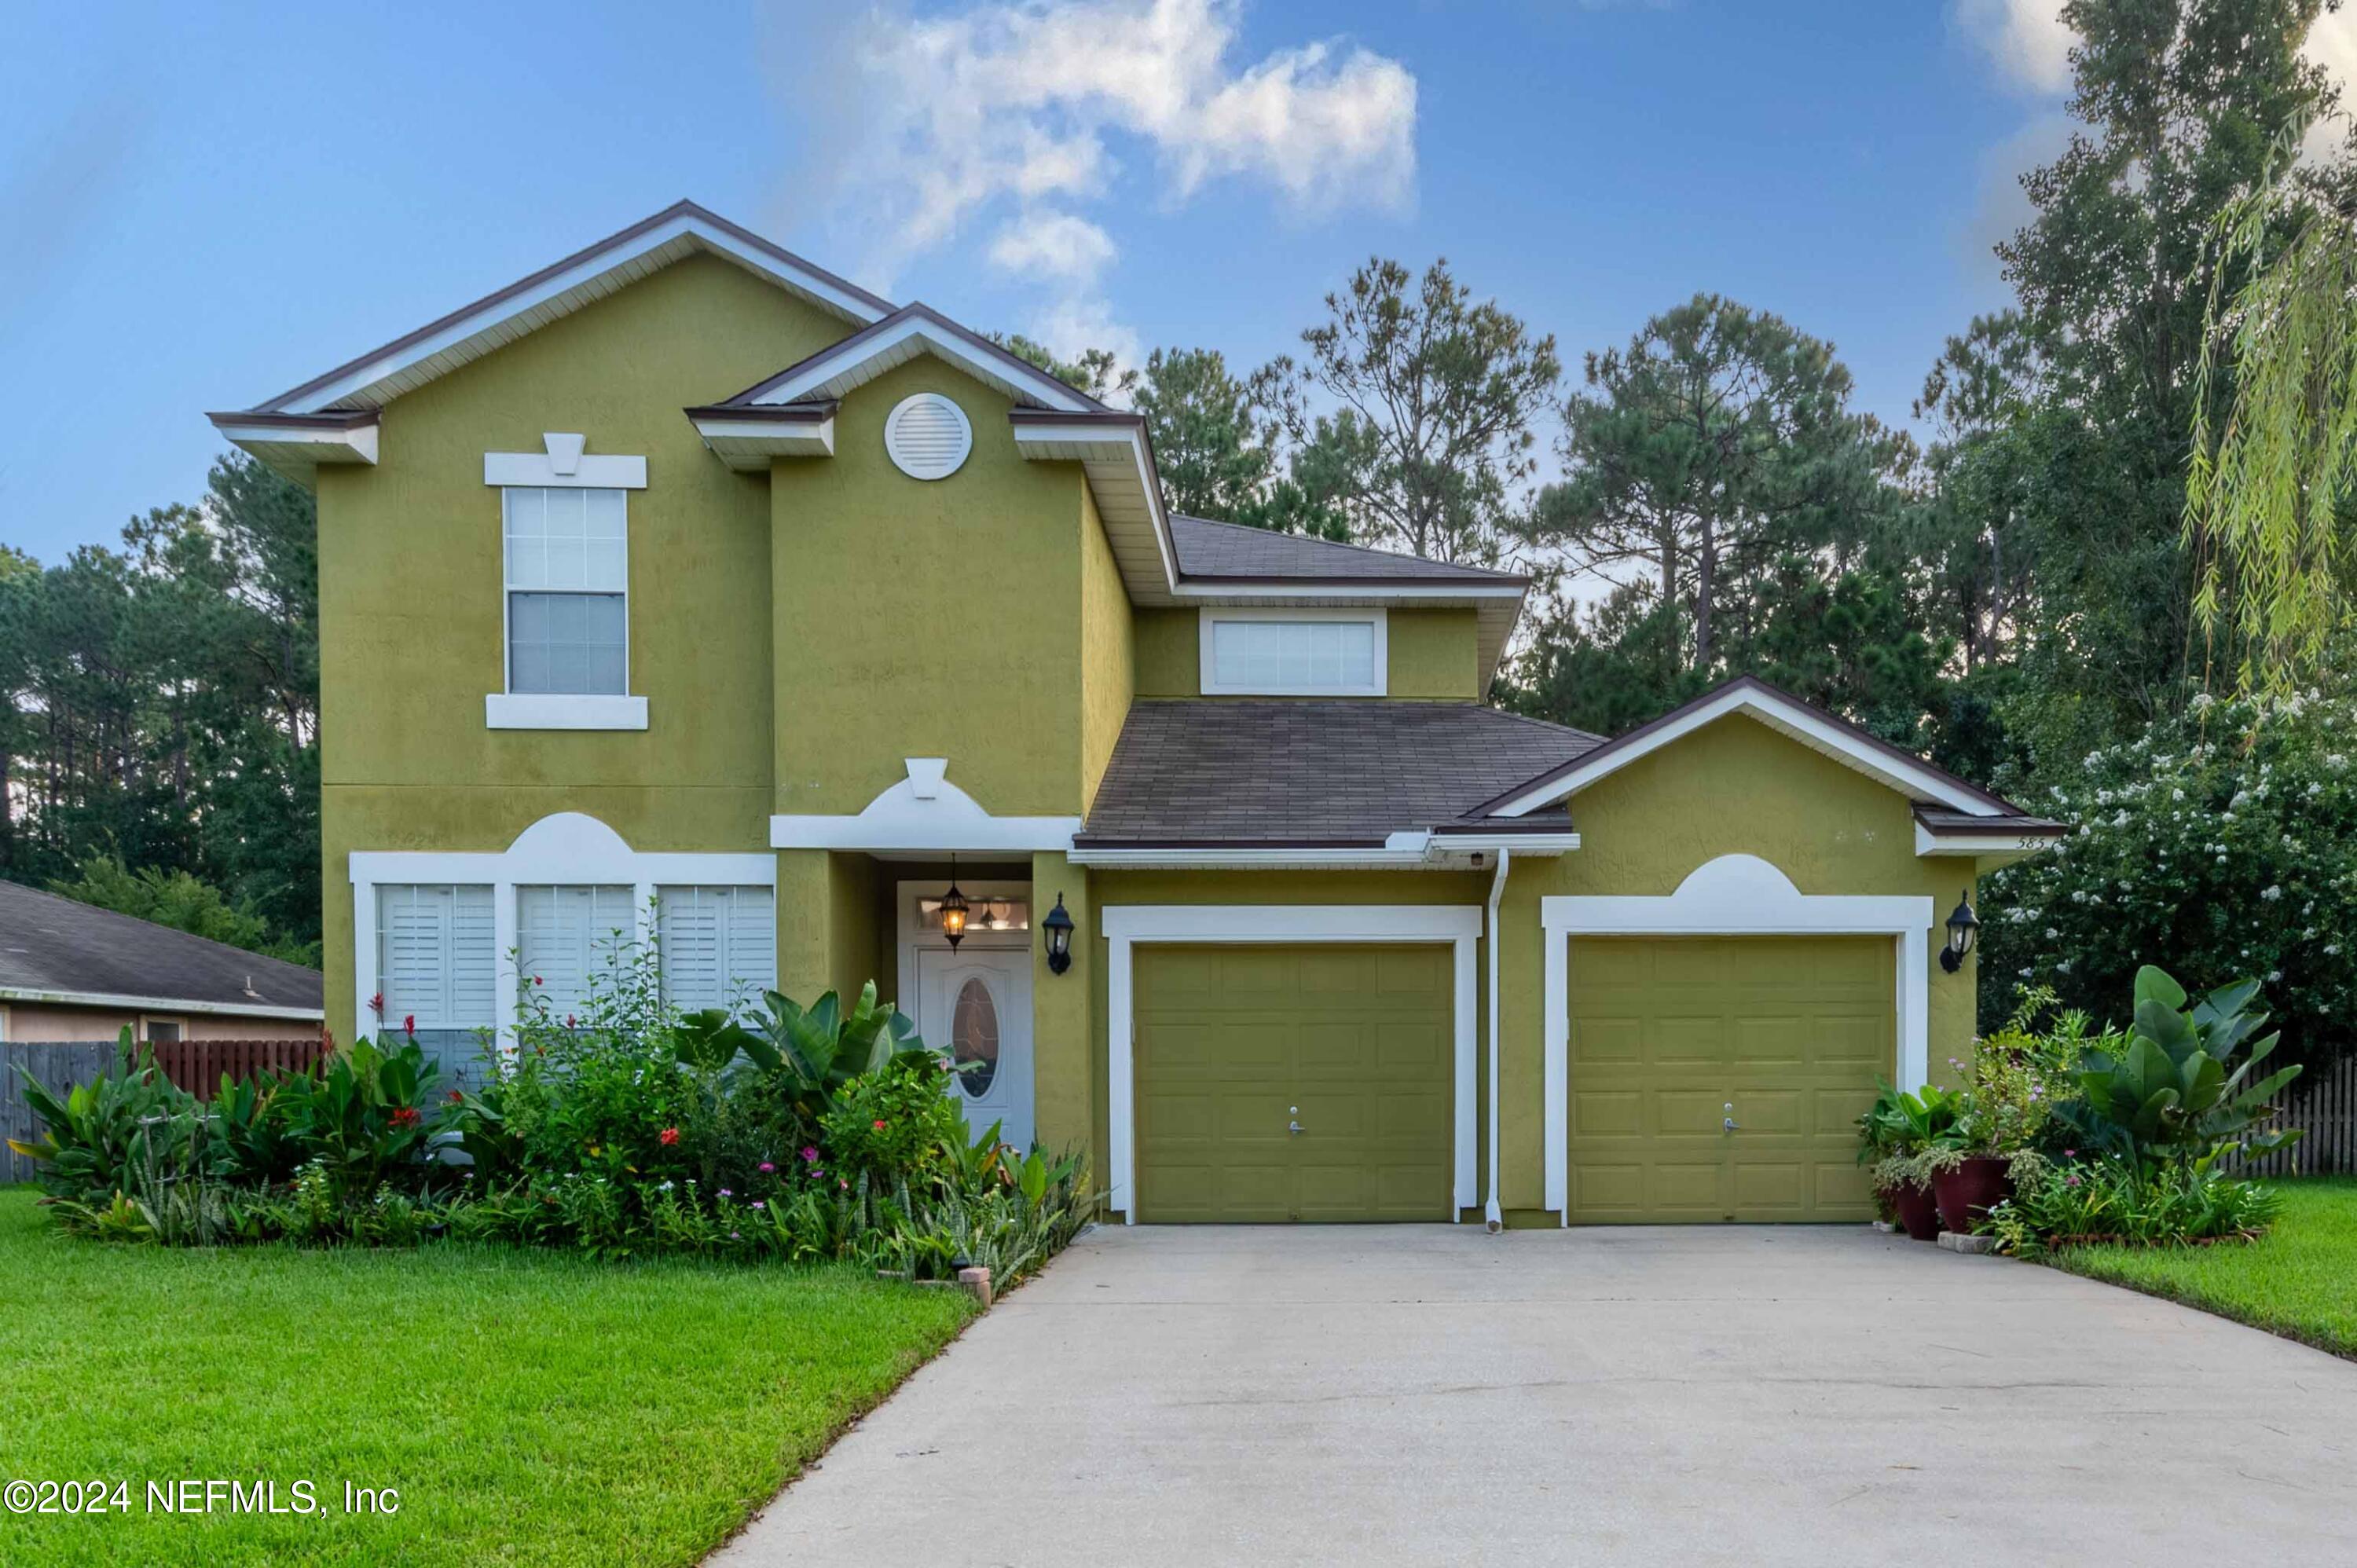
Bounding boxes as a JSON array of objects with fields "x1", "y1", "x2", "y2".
[
  {"x1": 1042, "y1": 892, "x2": 1075, "y2": 976},
  {"x1": 1939, "y1": 889, "x2": 1979, "y2": 973},
  {"x1": 940, "y1": 856, "x2": 970, "y2": 951}
]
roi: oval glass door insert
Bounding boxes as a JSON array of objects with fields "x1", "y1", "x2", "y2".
[{"x1": 951, "y1": 976, "x2": 999, "y2": 1097}]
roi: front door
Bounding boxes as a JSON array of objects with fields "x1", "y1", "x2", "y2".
[{"x1": 918, "y1": 947, "x2": 1034, "y2": 1150}]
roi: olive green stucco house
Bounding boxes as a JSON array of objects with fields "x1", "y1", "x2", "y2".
[{"x1": 211, "y1": 202, "x2": 2063, "y2": 1228}]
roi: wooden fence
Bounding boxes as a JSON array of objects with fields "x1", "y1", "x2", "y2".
[
  {"x1": 2239, "y1": 1058, "x2": 2357, "y2": 1178},
  {"x1": 1, "y1": 1037, "x2": 337, "y2": 1186}
]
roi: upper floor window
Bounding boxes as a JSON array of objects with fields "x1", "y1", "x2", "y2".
[
  {"x1": 504, "y1": 486, "x2": 628, "y2": 696},
  {"x1": 1200, "y1": 608, "x2": 1387, "y2": 697}
]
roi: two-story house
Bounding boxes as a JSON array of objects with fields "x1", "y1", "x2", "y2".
[{"x1": 211, "y1": 202, "x2": 2061, "y2": 1227}]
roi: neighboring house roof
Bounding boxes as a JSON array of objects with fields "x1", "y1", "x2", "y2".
[
  {"x1": 1076, "y1": 700, "x2": 1604, "y2": 847},
  {"x1": 1169, "y1": 514, "x2": 1525, "y2": 584},
  {"x1": 0, "y1": 881, "x2": 324, "y2": 1022}
]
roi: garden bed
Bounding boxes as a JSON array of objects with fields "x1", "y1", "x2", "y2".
[
  {"x1": 0, "y1": 1186, "x2": 975, "y2": 1566},
  {"x1": 2047, "y1": 1176, "x2": 2357, "y2": 1360}
]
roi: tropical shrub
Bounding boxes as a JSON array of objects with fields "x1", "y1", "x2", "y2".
[
  {"x1": 7, "y1": 1031, "x2": 200, "y2": 1203},
  {"x1": 1980, "y1": 689, "x2": 2357, "y2": 1070},
  {"x1": 2055, "y1": 966, "x2": 2303, "y2": 1171},
  {"x1": 819, "y1": 1053, "x2": 968, "y2": 1185},
  {"x1": 1987, "y1": 1151, "x2": 2282, "y2": 1255},
  {"x1": 1856, "y1": 1081, "x2": 1963, "y2": 1196}
]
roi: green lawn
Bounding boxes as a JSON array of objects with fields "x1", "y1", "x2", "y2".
[
  {"x1": 2051, "y1": 1176, "x2": 2357, "y2": 1360},
  {"x1": 0, "y1": 1187, "x2": 974, "y2": 1566}
]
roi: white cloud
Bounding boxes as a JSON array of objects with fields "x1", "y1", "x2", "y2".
[
  {"x1": 987, "y1": 211, "x2": 1119, "y2": 283},
  {"x1": 774, "y1": 0, "x2": 1417, "y2": 372},
  {"x1": 1959, "y1": 0, "x2": 2357, "y2": 136},
  {"x1": 1953, "y1": 0, "x2": 2075, "y2": 95}
]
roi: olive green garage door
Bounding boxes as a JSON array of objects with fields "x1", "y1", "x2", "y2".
[
  {"x1": 1133, "y1": 943, "x2": 1453, "y2": 1222},
  {"x1": 1566, "y1": 936, "x2": 1890, "y2": 1223}
]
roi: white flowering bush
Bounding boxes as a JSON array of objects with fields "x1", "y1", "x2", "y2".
[{"x1": 1979, "y1": 690, "x2": 2357, "y2": 1071}]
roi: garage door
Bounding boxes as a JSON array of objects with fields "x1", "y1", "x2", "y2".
[
  {"x1": 1134, "y1": 943, "x2": 1453, "y2": 1222},
  {"x1": 1566, "y1": 936, "x2": 1890, "y2": 1223}
]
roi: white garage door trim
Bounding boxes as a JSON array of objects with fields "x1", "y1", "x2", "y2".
[
  {"x1": 1538, "y1": 855, "x2": 1933, "y2": 1225},
  {"x1": 1102, "y1": 904, "x2": 1484, "y2": 1223}
]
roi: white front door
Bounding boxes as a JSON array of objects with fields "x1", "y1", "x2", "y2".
[{"x1": 917, "y1": 947, "x2": 1033, "y2": 1150}]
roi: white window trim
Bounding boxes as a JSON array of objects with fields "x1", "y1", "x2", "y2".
[
  {"x1": 349, "y1": 812, "x2": 772, "y2": 1047},
  {"x1": 139, "y1": 1015, "x2": 186, "y2": 1042},
  {"x1": 1099, "y1": 903, "x2": 1483, "y2": 1224},
  {"x1": 485, "y1": 694, "x2": 648, "y2": 730},
  {"x1": 489, "y1": 445, "x2": 644, "y2": 730},
  {"x1": 1197, "y1": 606, "x2": 1387, "y2": 697},
  {"x1": 1538, "y1": 854, "x2": 1934, "y2": 1225}
]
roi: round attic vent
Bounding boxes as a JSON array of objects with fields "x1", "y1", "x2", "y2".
[{"x1": 884, "y1": 393, "x2": 973, "y2": 480}]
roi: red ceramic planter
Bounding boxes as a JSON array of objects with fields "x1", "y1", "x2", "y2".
[
  {"x1": 1890, "y1": 1180, "x2": 1941, "y2": 1241},
  {"x1": 1932, "y1": 1156, "x2": 2014, "y2": 1235}
]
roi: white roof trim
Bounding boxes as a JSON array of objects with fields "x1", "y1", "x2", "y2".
[
  {"x1": 1010, "y1": 419, "x2": 1180, "y2": 599},
  {"x1": 1490, "y1": 685, "x2": 2007, "y2": 819},
  {"x1": 266, "y1": 209, "x2": 892, "y2": 415},
  {"x1": 0, "y1": 985, "x2": 323, "y2": 1023},
  {"x1": 1914, "y1": 823, "x2": 2059, "y2": 858},
  {"x1": 747, "y1": 314, "x2": 1095, "y2": 412},
  {"x1": 1066, "y1": 830, "x2": 1579, "y2": 869}
]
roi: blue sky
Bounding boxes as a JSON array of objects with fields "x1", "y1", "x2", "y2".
[{"x1": 2, "y1": 0, "x2": 2084, "y2": 564}]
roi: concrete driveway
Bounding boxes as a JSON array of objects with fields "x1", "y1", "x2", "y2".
[{"x1": 712, "y1": 1225, "x2": 2357, "y2": 1566}]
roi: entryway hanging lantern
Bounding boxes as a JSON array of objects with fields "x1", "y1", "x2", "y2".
[{"x1": 940, "y1": 855, "x2": 970, "y2": 951}]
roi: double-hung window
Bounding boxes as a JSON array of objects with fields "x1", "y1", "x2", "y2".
[{"x1": 504, "y1": 486, "x2": 629, "y2": 696}]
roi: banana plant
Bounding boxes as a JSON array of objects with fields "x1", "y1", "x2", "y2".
[
  {"x1": 749, "y1": 982, "x2": 934, "y2": 1115},
  {"x1": 2071, "y1": 965, "x2": 2303, "y2": 1167}
]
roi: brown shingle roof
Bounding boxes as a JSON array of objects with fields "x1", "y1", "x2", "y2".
[
  {"x1": 1077, "y1": 701, "x2": 1600, "y2": 845},
  {"x1": 1169, "y1": 514, "x2": 1526, "y2": 584},
  {"x1": 0, "y1": 881, "x2": 324, "y2": 1016}
]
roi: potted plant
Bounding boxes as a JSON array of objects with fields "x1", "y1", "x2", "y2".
[
  {"x1": 1925, "y1": 987, "x2": 2095, "y2": 1235},
  {"x1": 1856, "y1": 1083, "x2": 1959, "y2": 1241}
]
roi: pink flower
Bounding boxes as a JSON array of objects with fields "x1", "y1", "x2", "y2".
[
  {"x1": 800, "y1": 1146, "x2": 819, "y2": 1163},
  {"x1": 719, "y1": 1188, "x2": 733, "y2": 1198},
  {"x1": 758, "y1": 1162, "x2": 775, "y2": 1174},
  {"x1": 751, "y1": 1200, "x2": 766, "y2": 1211},
  {"x1": 872, "y1": 1119, "x2": 887, "y2": 1131}
]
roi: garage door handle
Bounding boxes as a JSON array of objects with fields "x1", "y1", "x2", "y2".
[
  {"x1": 1288, "y1": 1119, "x2": 1303, "y2": 1135},
  {"x1": 1724, "y1": 1103, "x2": 1738, "y2": 1132}
]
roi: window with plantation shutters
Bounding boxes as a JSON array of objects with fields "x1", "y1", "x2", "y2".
[
  {"x1": 376, "y1": 885, "x2": 496, "y2": 1031},
  {"x1": 657, "y1": 885, "x2": 777, "y2": 1015},
  {"x1": 517, "y1": 885, "x2": 637, "y2": 1021}
]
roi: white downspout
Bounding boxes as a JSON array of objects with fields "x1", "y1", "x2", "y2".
[{"x1": 1483, "y1": 847, "x2": 1509, "y2": 1233}]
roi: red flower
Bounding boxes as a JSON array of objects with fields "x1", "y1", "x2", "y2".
[
  {"x1": 446, "y1": 1090, "x2": 464, "y2": 1104},
  {"x1": 367, "y1": 992, "x2": 384, "y2": 1017},
  {"x1": 402, "y1": 1014, "x2": 416, "y2": 1037},
  {"x1": 389, "y1": 1106, "x2": 422, "y2": 1129},
  {"x1": 658, "y1": 1127, "x2": 680, "y2": 1146},
  {"x1": 872, "y1": 1119, "x2": 887, "y2": 1131}
]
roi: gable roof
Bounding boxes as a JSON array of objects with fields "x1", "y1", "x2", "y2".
[
  {"x1": 0, "y1": 881, "x2": 324, "y2": 1021},
  {"x1": 1477, "y1": 675, "x2": 2044, "y2": 821},
  {"x1": 217, "y1": 200, "x2": 893, "y2": 421},
  {"x1": 716, "y1": 302, "x2": 1109, "y2": 413},
  {"x1": 1077, "y1": 700, "x2": 1602, "y2": 848}
]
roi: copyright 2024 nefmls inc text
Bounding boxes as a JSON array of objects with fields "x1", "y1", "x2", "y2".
[{"x1": 5, "y1": 1478, "x2": 401, "y2": 1518}]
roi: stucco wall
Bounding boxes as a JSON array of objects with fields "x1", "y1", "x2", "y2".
[
  {"x1": 1131, "y1": 606, "x2": 1482, "y2": 700},
  {"x1": 768, "y1": 358, "x2": 1091, "y2": 822},
  {"x1": 314, "y1": 254, "x2": 850, "y2": 1033},
  {"x1": 1077, "y1": 484, "x2": 1135, "y2": 813},
  {"x1": 1, "y1": 1003, "x2": 321, "y2": 1043}
]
